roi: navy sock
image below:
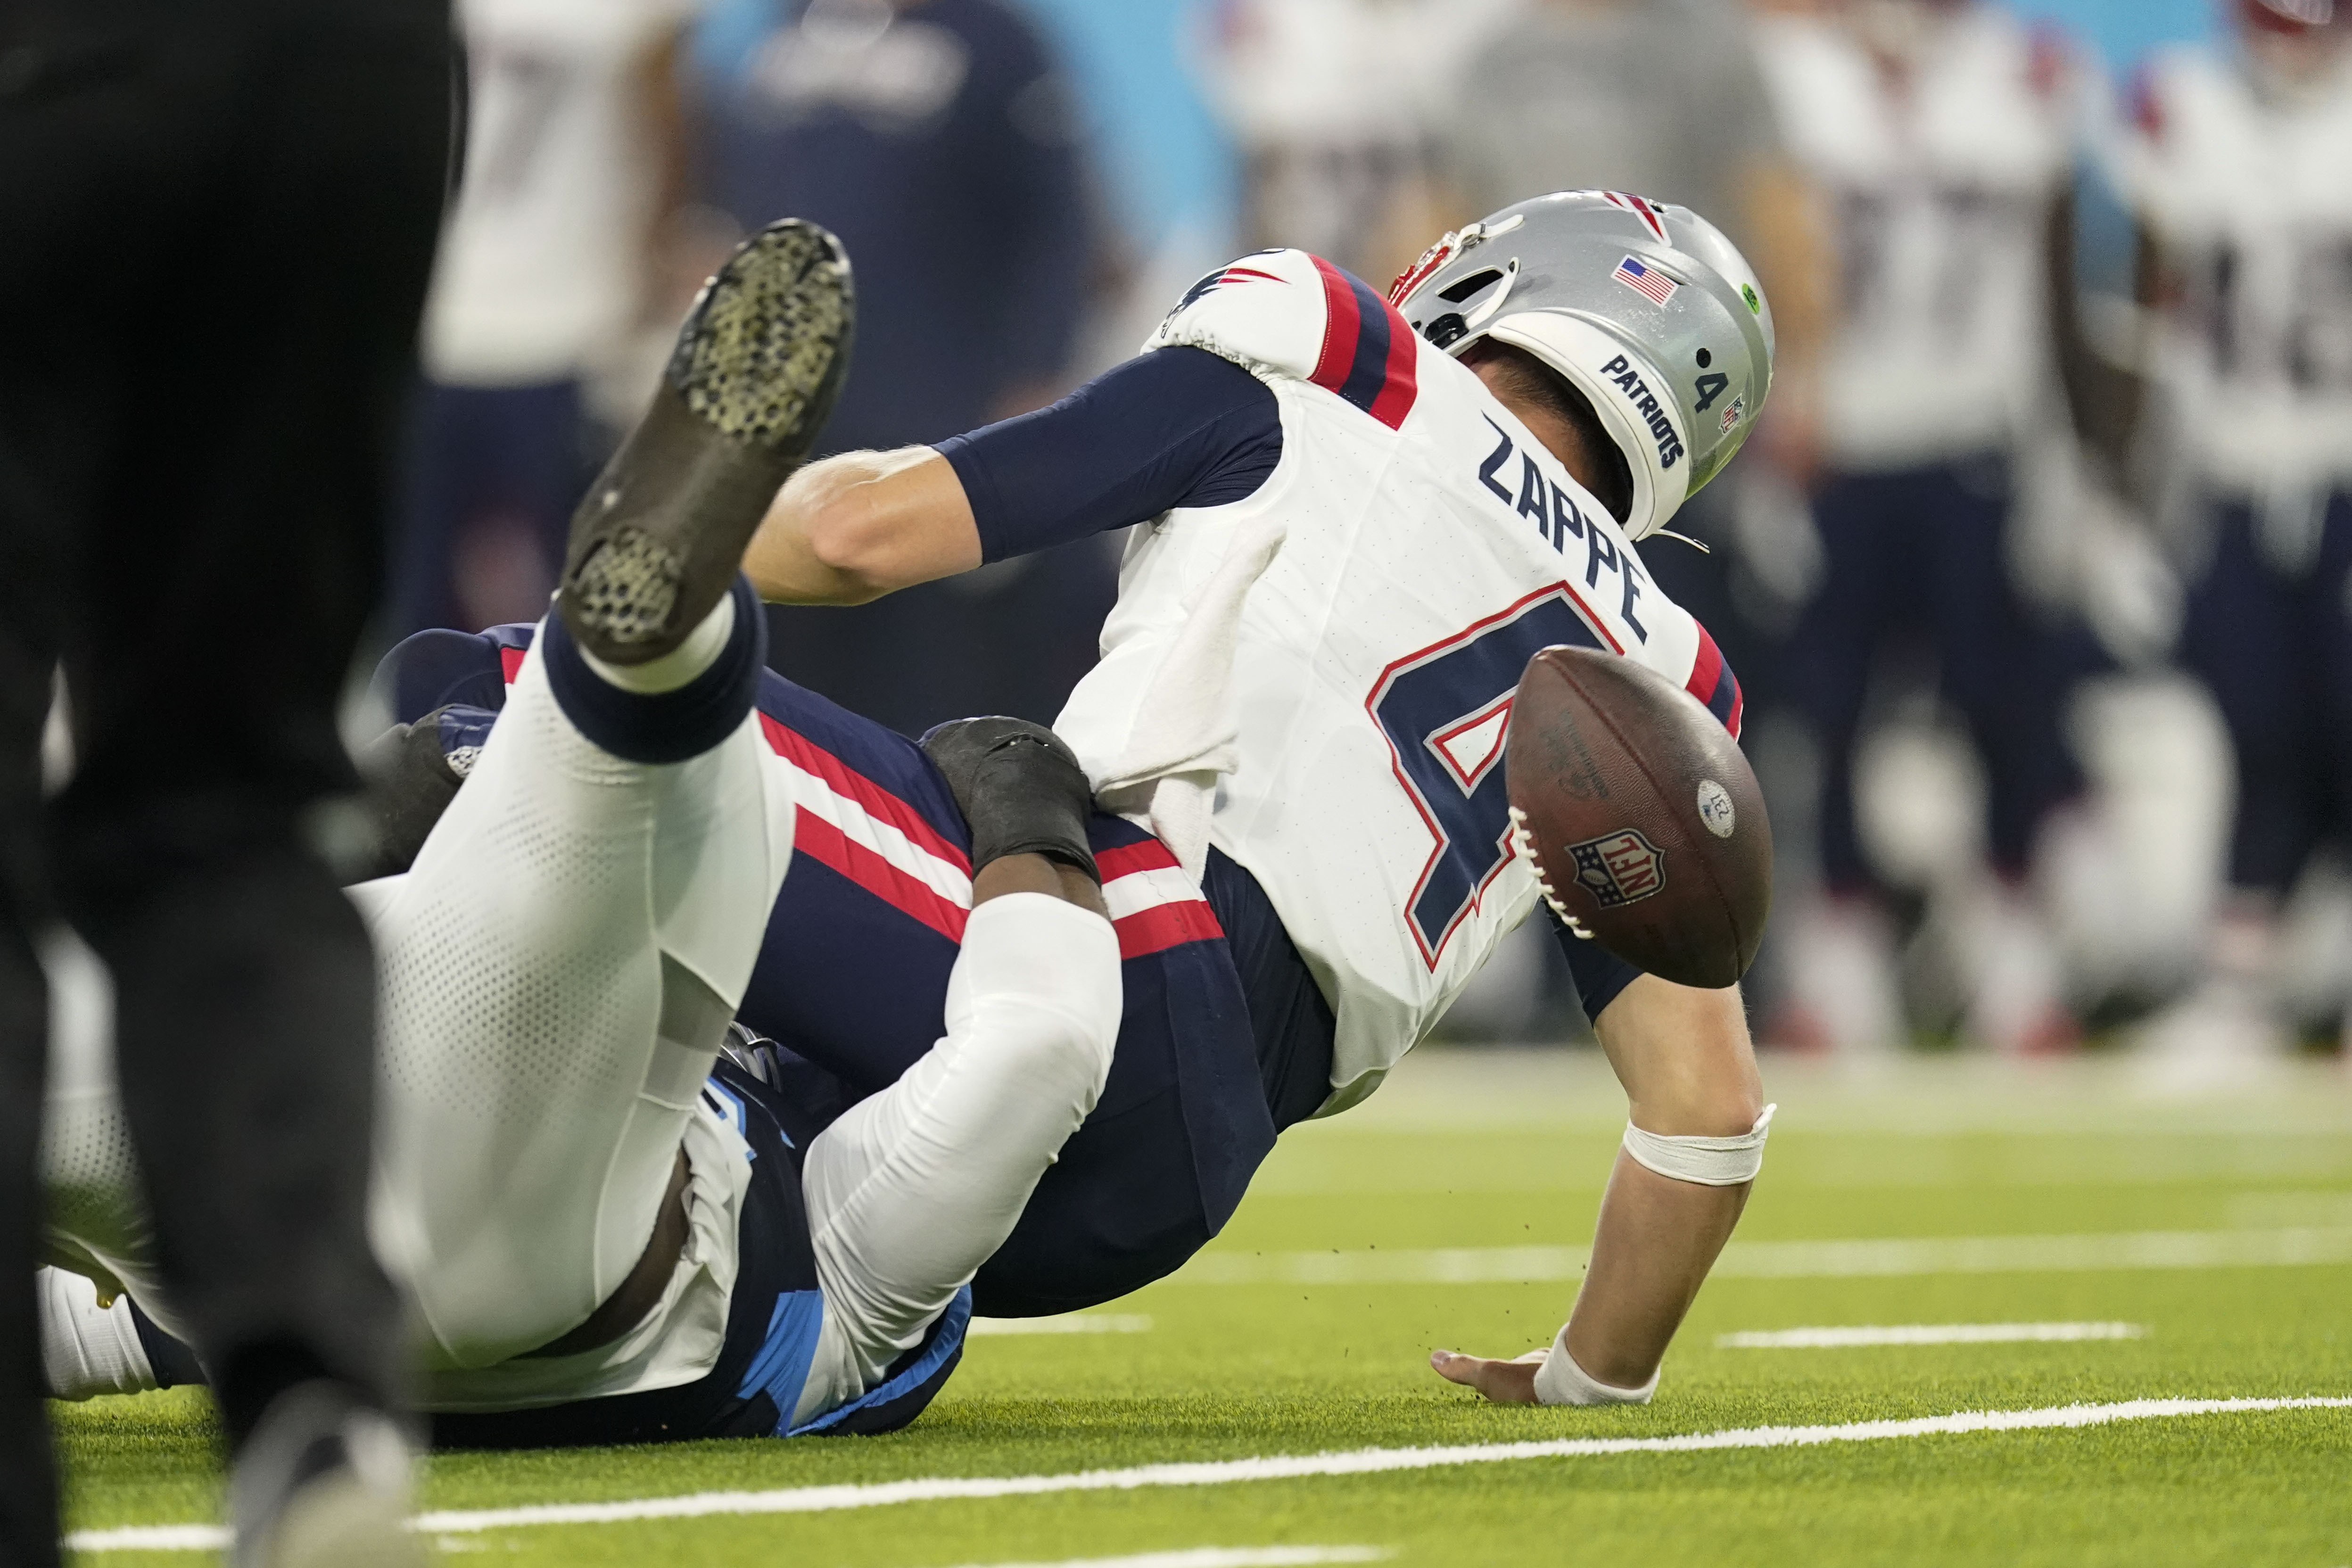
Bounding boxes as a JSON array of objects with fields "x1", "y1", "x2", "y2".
[{"x1": 540, "y1": 577, "x2": 767, "y2": 765}]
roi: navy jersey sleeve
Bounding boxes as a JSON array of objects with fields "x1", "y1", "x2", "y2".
[
  {"x1": 1551, "y1": 911, "x2": 1644, "y2": 1023},
  {"x1": 935, "y1": 346, "x2": 1282, "y2": 564}
]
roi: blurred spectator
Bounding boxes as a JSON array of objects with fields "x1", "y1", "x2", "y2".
[
  {"x1": 2078, "y1": 0, "x2": 2352, "y2": 1064},
  {"x1": 694, "y1": 0, "x2": 1108, "y2": 734},
  {"x1": 399, "y1": 0, "x2": 696, "y2": 635},
  {"x1": 1752, "y1": 0, "x2": 2089, "y2": 1056},
  {"x1": 1202, "y1": 0, "x2": 1520, "y2": 283}
]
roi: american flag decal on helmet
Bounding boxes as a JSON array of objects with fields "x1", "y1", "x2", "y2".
[{"x1": 1613, "y1": 255, "x2": 1679, "y2": 305}]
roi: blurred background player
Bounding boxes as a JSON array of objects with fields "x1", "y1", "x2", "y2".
[
  {"x1": 1752, "y1": 0, "x2": 2095, "y2": 1056},
  {"x1": 0, "y1": 0, "x2": 452, "y2": 1562},
  {"x1": 396, "y1": 0, "x2": 700, "y2": 636},
  {"x1": 691, "y1": 0, "x2": 1110, "y2": 736},
  {"x1": 2081, "y1": 0, "x2": 2352, "y2": 1067}
]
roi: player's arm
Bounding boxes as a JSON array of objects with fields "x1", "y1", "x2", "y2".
[
  {"x1": 2046, "y1": 176, "x2": 2162, "y2": 499},
  {"x1": 1434, "y1": 975, "x2": 1763, "y2": 1402},
  {"x1": 744, "y1": 345, "x2": 1283, "y2": 606},
  {"x1": 746, "y1": 446, "x2": 980, "y2": 605}
]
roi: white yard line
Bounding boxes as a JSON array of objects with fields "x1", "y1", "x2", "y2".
[
  {"x1": 64, "y1": 1396, "x2": 2350, "y2": 1553},
  {"x1": 969, "y1": 1315, "x2": 1154, "y2": 1337},
  {"x1": 1172, "y1": 1227, "x2": 2352, "y2": 1286},
  {"x1": 938, "y1": 1549, "x2": 1388, "y2": 1568},
  {"x1": 1718, "y1": 1322, "x2": 2147, "y2": 1349}
]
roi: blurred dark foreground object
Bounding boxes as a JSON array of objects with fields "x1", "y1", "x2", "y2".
[{"x1": 0, "y1": 0, "x2": 451, "y2": 1562}]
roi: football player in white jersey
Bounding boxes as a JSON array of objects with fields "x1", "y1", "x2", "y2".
[
  {"x1": 746, "y1": 190, "x2": 1778, "y2": 1406},
  {"x1": 2078, "y1": 0, "x2": 2352, "y2": 1063},
  {"x1": 1749, "y1": 0, "x2": 2092, "y2": 1058}
]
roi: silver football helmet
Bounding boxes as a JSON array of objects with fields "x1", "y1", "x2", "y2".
[{"x1": 1388, "y1": 190, "x2": 1774, "y2": 541}]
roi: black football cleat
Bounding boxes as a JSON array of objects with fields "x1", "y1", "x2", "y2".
[
  {"x1": 558, "y1": 218, "x2": 853, "y2": 666},
  {"x1": 920, "y1": 717, "x2": 1098, "y2": 883}
]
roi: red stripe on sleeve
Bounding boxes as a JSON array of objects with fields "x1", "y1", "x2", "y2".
[
  {"x1": 1308, "y1": 256, "x2": 1363, "y2": 397},
  {"x1": 1685, "y1": 623, "x2": 1725, "y2": 708},
  {"x1": 1365, "y1": 301, "x2": 1419, "y2": 430},
  {"x1": 1093, "y1": 839, "x2": 1179, "y2": 879},
  {"x1": 1114, "y1": 900, "x2": 1225, "y2": 961},
  {"x1": 499, "y1": 646, "x2": 527, "y2": 684}
]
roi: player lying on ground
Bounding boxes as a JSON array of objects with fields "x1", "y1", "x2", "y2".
[
  {"x1": 53, "y1": 194, "x2": 1776, "y2": 1418},
  {"x1": 40, "y1": 224, "x2": 1122, "y2": 1445}
]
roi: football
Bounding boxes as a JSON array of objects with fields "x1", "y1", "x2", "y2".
[{"x1": 1504, "y1": 645, "x2": 1771, "y2": 989}]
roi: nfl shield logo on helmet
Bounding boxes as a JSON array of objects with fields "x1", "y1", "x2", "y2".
[{"x1": 1567, "y1": 828, "x2": 1667, "y2": 908}]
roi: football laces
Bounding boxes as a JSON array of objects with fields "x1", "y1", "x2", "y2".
[{"x1": 1508, "y1": 805, "x2": 1594, "y2": 940}]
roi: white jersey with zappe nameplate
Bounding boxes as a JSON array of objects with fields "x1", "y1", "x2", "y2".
[{"x1": 1054, "y1": 248, "x2": 1741, "y2": 1112}]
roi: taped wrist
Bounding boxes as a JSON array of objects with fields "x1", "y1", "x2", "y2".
[
  {"x1": 920, "y1": 716, "x2": 1099, "y2": 882},
  {"x1": 1621, "y1": 1103, "x2": 1775, "y2": 1187},
  {"x1": 1529, "y1": 1325, "x2": 1658, "y2": 1406}
]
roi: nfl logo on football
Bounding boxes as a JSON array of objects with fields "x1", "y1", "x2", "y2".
[{"x1": 1567, "y1": 828, "x2": 1667, "y2": 908}]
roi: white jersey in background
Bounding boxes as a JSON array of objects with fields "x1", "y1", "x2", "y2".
[
  {"x1": 1754, "y1": 6, "x2": 2076, "y2": 469},
  {"x1": 425, "y1": 0, "x2": 692, "y2": 386},
  {"x1": 2112, "y1": 45, "x2": 2352, "y2": 496},
  {"x1": 1055, "y1": 249, "x2": 1739, "y2": 1111}
]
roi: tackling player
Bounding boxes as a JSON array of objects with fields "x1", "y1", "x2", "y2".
[{"x1": 42, "y1": 223, "x2": 1125, "y2": 1448}]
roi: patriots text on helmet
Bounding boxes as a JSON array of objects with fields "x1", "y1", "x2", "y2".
[{"x1": 1597, "y1": 353, "x2": 1686, "y2": 471}]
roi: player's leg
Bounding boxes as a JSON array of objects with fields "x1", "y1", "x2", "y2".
[
  {"x1": 371, "y1": 221, "x2": 850, "y2": 1366},
  {"x1": 0, "y1": 487, "x2": 61, "y2": 1564},
  {"x1": 2301, "y1": 492, "x2": 2352, "y2": 1055},
  {"x1": 367, "y1": 586, "x2": 784, "y2": 1363},
  {"x1": 792, "y1": 723, "x2": 1122, "y2": 1424},
  {"x1": 1923, "y1": 458, "x2": 2081, "y2": 1053},
  {"x1": 2140, "y1": 498, "x2": 2311, "y2": 1063},
  {"x1": 1774, "y1": 468, "x2": 1909, "y2": 1053}
]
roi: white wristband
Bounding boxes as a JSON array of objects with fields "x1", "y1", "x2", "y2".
[
  {"x1": 1621, "y1": 1103, "x2": 1775, "y2": 1187},
  {"x1": 1528, "y1": 1323, "x2": 1658, "y2": 1406}
]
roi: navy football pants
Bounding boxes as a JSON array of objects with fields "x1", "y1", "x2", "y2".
[
  {"x1": 2178, "y1": 493, "x2": 2352, "y2": 896},
  {"x1": 1788, "y1": 457, "x2": 2086, "y2": 892},
  {"x1": 380, "y1": 622, "x2": 1320, "y2": 1318}
]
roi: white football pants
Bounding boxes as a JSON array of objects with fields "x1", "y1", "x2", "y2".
[{"x1": 43, "y1": 627, "x2": 1122, "y2": 1413}]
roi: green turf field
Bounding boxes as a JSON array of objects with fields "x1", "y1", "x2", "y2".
[{"x1": 57, "y1": 1049, "x2": 2352, "y2": 1567}]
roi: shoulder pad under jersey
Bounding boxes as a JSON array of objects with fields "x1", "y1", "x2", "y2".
[{"x1": 1144, "y1": 249, "x2": 1420, "y2": 431}]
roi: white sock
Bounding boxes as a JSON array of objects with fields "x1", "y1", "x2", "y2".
[{"x1": 578, "y1": 595, "x2": 736, "y2": 695}]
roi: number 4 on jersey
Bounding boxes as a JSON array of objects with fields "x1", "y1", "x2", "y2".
[{"x1": 1367, "y1": 587, "x2": 1617, "y2": 967}]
